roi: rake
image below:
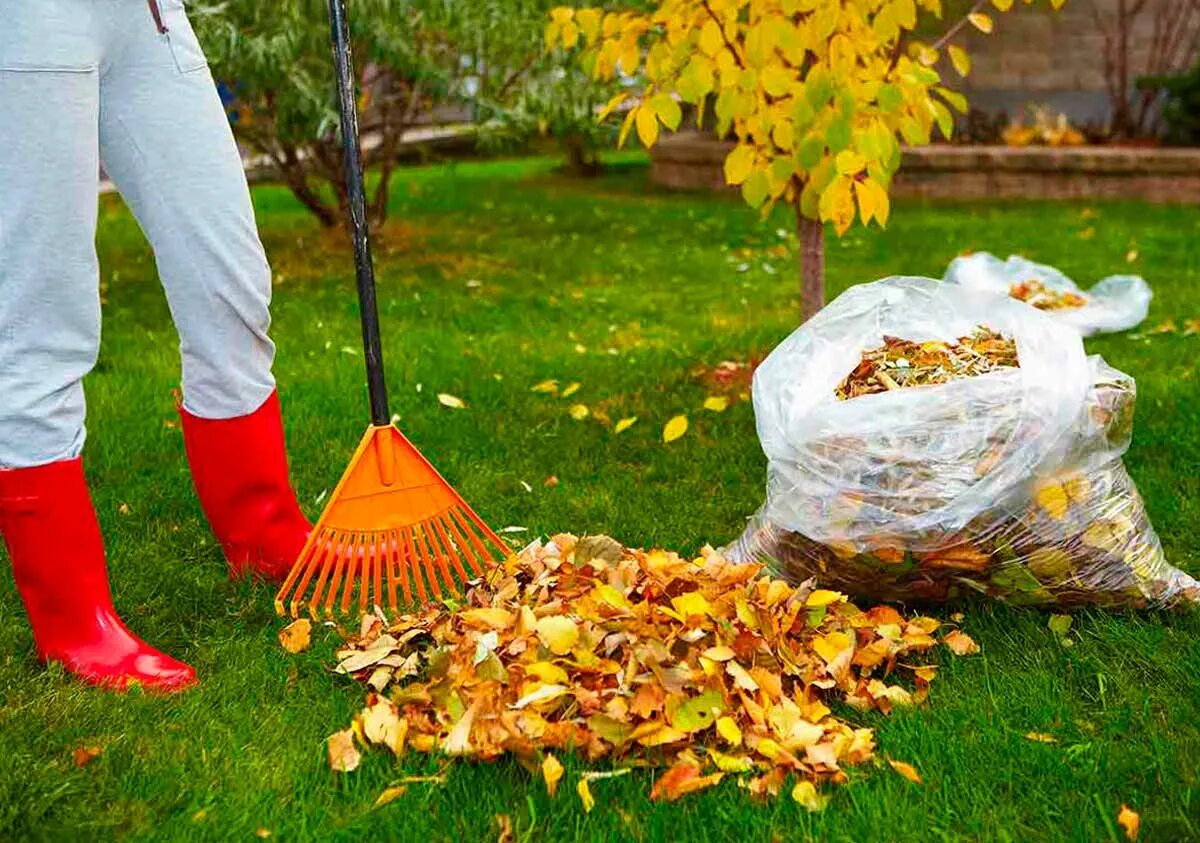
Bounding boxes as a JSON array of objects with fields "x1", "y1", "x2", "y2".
[{"x1": 275, "y1": 0, "x2": 509, "y2": 618}]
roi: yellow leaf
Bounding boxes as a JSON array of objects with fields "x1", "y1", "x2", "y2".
[
  {"x1": 278, "y1": 618, "x2": 312, "y2": 654},
  {"x1": 535, "y1": 615, "x2": 580, "y2": 655},
  {"x1": 596, "y1": 92, "x2": 627, "y2": 121},
  {"x1": 716, "y1": 715, "x2": 743, "y2": 746},
  {"x1": 531, "y1": 379, "x2": 559, "y2": 394},
  {"x1": 708, "y1": 748, "x2": 754, "y2": 773},
  {"x1": 888, "y1": 760, "x2": 922, "y2": 784},
  {"x1": 524, "y1": 661, "x2": 570, "y2": 685},
  {"x1": 1024, "y1": 732, "x2": 1058, "y2": 743},
  {"x1": 805, "y1": 589, "x2": 844, "y2": 608},
  {"x1": 437, "y1": 393, "x2": 465, "y2": 409},
  {"x1": 699, "y1": 19, "x2": 723, "y2": 57},
  {"x1": 542, "y1": 754, "x2": 564, "y2": 797},
  {"x1": 702, "y1": 646, "x2": 735, "y2": 661},
  {"x1": 614, "y1": 416, "x2": 637, "y2": 434},
  {"x1": 459, "y1": 607, "x2": 515, "y2": 630},
  {"x1": 635, "y1": 104, "x2": 659, "y2": 147},
  {"x1": 835, "y1": 149, "x2": 866, "y2": 175},
  {"x1": 949, "y1": 45, "x2": 971, "y2": 77},
  {"x1": 943, "y1": 630, "x2": 980, "y2": 656},
  {"x1": 854, "y1": 179, "x2": 877, "y2": 226},
  {"x1": 791, "y1": 780, "x2": 829, "y2": 812},
  {"x1": 968, "y1": 12, "x2": 993, "y2": 33},
  {"x1": 568, "y1": 404, "x2": 590, "y2": 421},
  {"x1": 1117, "y1": 805, "x2": 1140, "y2": 841},
  {"x1": 560, "y1": 382, "x2": 580, "y2": 398},
  {"x1": 703, "y1": 396, "x2": 729, "y2": 412},
  {"x1": 813, "y1": 630, "x2": 852, "y2": 663},
  {"x1": 1035, "y1": 482, "x2": 1069, "y2": 520},
  {"x1": 575, "y1": 8, "x2": 601, "y2": 41},
  {"x1": 761, "y1": 63, "x2": 792, "y2": 98},
  {"x1": 670, "y1": 591, "x2": 711, "y2": 618},
  {"x1": 723, "y1": 145, "x2": 755, "y2": 186},
  {"x1": 662, "y1": 415, "x2": 688, "y2": 443},
  {"x1": 373, "y1": 785, "x2": 407, "y2": 808},
  {"x1": 576, "y1": 777, "x2": 595, "y2": 813},
  {"x1": 991, "y1": 0, "x2": 1013, "y2": 10}
]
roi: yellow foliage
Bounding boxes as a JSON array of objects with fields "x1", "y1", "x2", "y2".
[{"x1": 545, "y1": 0, "x2": 1067, "y2": 236}]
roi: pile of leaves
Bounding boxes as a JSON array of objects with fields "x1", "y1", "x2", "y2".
[
  {"x1": 1009, "y1": 279, "x2": 1088, "y2": 311},
  {"x1": 834, "y1": 327, "x2": 1018, "y2": 400},
  {"x1": 319, "y1": 536, "x2": 978, "y2": 806}
]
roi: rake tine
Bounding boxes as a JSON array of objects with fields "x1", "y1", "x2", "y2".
[
  {"x1": 295, "y1": 530, "x2": 339, "y2": 617},
  {"x1": 450, "y1": 504, "x2": 507, "y2": 565},
  {"x1": 340, "y1": 533, "x2": 363, "y2": 615},
  {"x1": 437, "y1": 511, "x2": 484, "y2": 578},
  {"x1": 414, "y1": 523, "x2": 448, "y2": 599},
  {"x1": 429, "y1": 516, "x2": 470, "y2": 585},
  {"x1": 392, "y1": 529, "x2": 410, "y2": 607},
  {"x1": 317, "y1": 532, "x2": 351, "y2": 618},
  {"x1": 367, "y1": 534, "x2": 382, "y2": 615},
  {"x1": 405, "y1": 526, "x2": 433, "y2": 603}
]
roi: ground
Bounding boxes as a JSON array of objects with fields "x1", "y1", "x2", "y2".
[{"x1": 1, "y1": 154, "x2": 1197, "y2": 842}]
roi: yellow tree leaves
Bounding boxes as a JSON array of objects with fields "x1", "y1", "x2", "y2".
[{"x1": 546, "y1": 0, "x2": 1064, "y2": 236}]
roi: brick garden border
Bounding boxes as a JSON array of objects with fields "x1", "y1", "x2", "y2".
[{"x1": 648, "y1": 131, "x2": 1200, "y2": 204}]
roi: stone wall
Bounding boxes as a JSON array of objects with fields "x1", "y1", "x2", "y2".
[
  {"x1": 649, "y1": 131, "x2": 1200, "y2": 204},
  {"x1": 954, "y1": 0, "x2": 1200, "y2": 127}
]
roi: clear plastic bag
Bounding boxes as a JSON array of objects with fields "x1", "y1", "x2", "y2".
[
  {"x1": 943, "y1": 252, "x2": 1151, "y2": 337},
  {"x1": 727, "y1": 276, "x2": 1197, "y2": 609}
]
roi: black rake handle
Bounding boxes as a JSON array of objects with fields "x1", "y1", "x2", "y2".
[{"x1": 328, "y1": 0, "x2": 390, "y2": 426}]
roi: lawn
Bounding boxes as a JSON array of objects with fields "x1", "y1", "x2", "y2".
[{"x1": 1, "y1": 153, "x2": 1198, "y2": 842}]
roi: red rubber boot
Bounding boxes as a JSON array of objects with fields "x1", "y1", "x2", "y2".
[
  {"x1": 180, "y1": 391, "x2": 311, "y2": 583},
  {"x1": 0, "y1": 459, "x2": 196, "y2": 692}
]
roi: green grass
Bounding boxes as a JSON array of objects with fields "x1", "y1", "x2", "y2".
[{"x1": 2, "y1": 153, "x2": 1198, "y2": 842}]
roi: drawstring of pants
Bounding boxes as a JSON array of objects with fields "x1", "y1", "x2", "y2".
[{"x1": 147, "y1": 0, "x2": 169, "y2": 34}]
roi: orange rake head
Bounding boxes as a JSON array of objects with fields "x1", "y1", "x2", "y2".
[{"x1": 275, "y1": 424, "x2": 509, "y2": 618}]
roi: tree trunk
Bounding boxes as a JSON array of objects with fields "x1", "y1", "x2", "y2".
[
  {"x1": 796, "y1": 210, "x2": 825, "y2": 321},
  {"x1": 561, "y1": 133, "x2": 601, "y2": 178}
]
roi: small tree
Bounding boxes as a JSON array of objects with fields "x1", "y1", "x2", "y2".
[
  {"x1": 548, "y1": 0, "x2": 1066, "y2": 319},
  {"x1": 194, "y1": 0, "x2": 545, "y2": 231}
]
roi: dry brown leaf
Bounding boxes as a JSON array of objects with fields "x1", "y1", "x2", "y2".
[
  {"x1": 494, "y1": 814, "x2": 513, "y2": 843},
  {"x1": 943, "y1": 630, "x2": 980, "y2": 656},
  {"x1": 73, "y1": 745, "x2": 104, "y2": 768},
  {"x1": 327, "y1": 728, "x2": 361, "y2": 773},
  {"x1": 1117, "y1": 805, "x2": 1140, "y2": 840},
  {"x1": 278, "y1": 618, "x2": 312, "y2": 654},
  {"x1": 888, "y1": 760, "x2": 922, "y2": 784}
]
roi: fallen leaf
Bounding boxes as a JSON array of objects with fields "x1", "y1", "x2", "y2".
[
  {"x1": 531, "y1": 380, "x2": 558, "y2": 394},
  {"x1": 888, "y1": 760, "x2": 922, "y2": 784},
  {"x1": 943, "y1": 630, "x2": 979, "y2": 656},
  {"x1": 613, "y1": 416, "x2": 637, "y2": 434},
  {"x1": 494, "y1": 813, "x2": 513, "y2": 843},
  {"x1": 374, "y1": 785, "x2": 407, "y2": 807},
  {"x1": 1149, "y1": 319, "x2": 1177, "y2": 334},
  {"x1": 73, "y1": 745, "x2": 104, "y2": 768},
  {"x1": 542, "y1": 753, "x2": 564, "y2": 797},
  {"x1": 716, "y1": 716, "x2": 743, "y2": 746},
  {"x1": 662, "y1": 415, "x2": 688, "y2": 443},
  {"x1": 536, "y1": 615, "x2": 580, "y2": 655},
  {"x1": 560, "y1": 382, "x2": 581, "y2": 398},
  {"x1": 278, "y1": 618, "x2": 312, "y2": 654},
  {"x1": 437, "y1": 393, "x2": 466, "y2": 409},
  {"x1": 255, "y1": 829, "x2": 272, "y2": 839},
  {"x1": 791, "y1": 780, "x2": 829, "y2": 812},
  {"x1": 543, "y1": 475, "x2": 559, "y2": 488},
  {"x1": 703, "y1": 396, "x2": 729, "y2": 412},
  {"x1": 1125, "y1": 249, "x2": 1139, "y2": 263},
  {"x1": 1184, "y1": 318, "x2": 1200, "y2": 336},
  {"x1": 577, "y1": 777, "x2": 595, "y2": 813},
  {"x1": 1047, "y1": 614, "x2": 1073, "y2": 640},
  {"x1": 1035, "y1": 483, "x2": 1069, "y2": 520},
  {"x1": 568, "y1": 404, "x2": 590, "y2": 421},
  {"x1": 118, "y1": 502, "x2": 131, "y2": 515},
  {"x1": 1024, "y1": 732, "x2": 1057, "y2": 743},
  {"x1": 1117, "y1": 805, "x2": 1140, "y2": 840},
  {"x1": 327, "y1": 728, "x2": 361, "y2": 772},
  {"x1": 649, "y1": 760, "x2": 724, "y2": 801},
  {"x1": 512, "y1": 684, "x2": 569, "y2": 709}
]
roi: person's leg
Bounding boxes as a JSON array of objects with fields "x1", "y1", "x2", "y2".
[
  {"x1": 0, "y1": 8, "x2": 193, "y2": 691},
  {"x1": 98, "y1": 1, "x2": 309, "y2": 582}
]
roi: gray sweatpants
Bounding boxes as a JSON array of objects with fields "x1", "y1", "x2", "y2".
[{"x1": 0, "y1": 0, "x2": 276, "y2": 468}]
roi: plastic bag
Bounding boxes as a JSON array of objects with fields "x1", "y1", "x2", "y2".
[
  {"x1": 727, "y1": 276, "x2": 1197, "y2": 609},
  {"x1": 943, "y1": 251, "x2": 1151, "y2": 336}
]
